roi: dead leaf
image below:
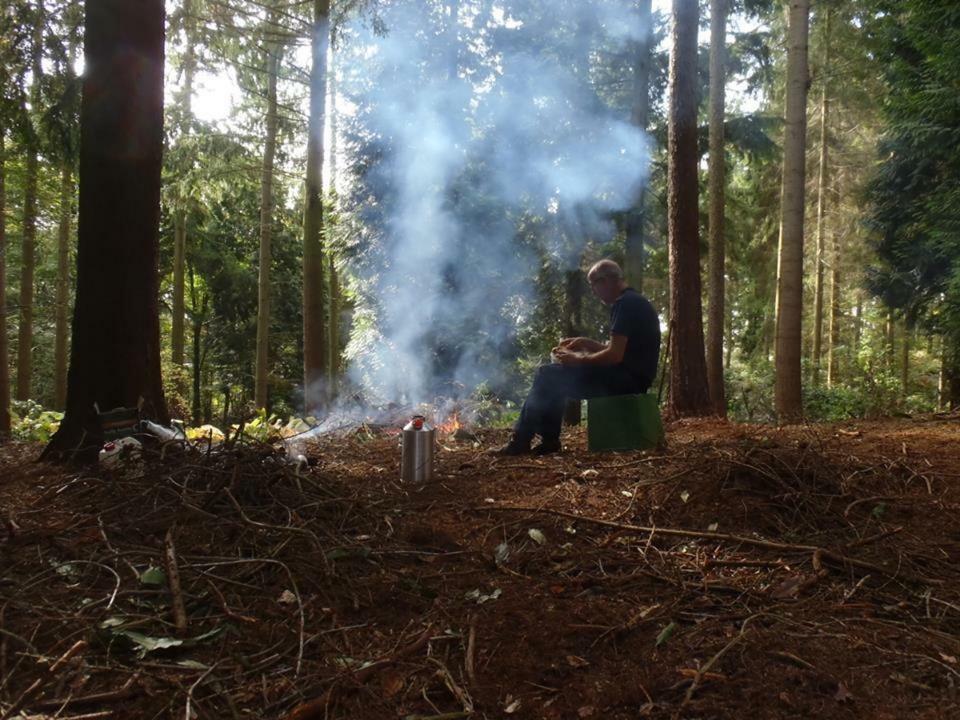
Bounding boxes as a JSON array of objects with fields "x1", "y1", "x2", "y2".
[
  {"x1": 770, "y1": 576, "x2": 802, "y2": 599},
  {"x1": 504, "y1": 695, "x2": 522, "y2": 714},
  {"x1": 566, "y1": 655, "x2": 590, "y2": 668},
  {"x1": 381, "y1": 671, "x2": 404, "y2": 698},
  {"x1": 277, "y1": 590, "x2": 297, "y2": 604},
  {"x1": 834, "y1": 682, "x2": 854, "y2": 702},
  {"x1": 578, "y1": 706, "x2": 596, "y2": 718},
  {"x1": 940, "y1": 652, "x2": 958, "y2": 664}
]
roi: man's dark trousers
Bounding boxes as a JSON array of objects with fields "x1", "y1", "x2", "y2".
[{"x1": 514, "y1": 364, "x2": 648, "y2": 443}]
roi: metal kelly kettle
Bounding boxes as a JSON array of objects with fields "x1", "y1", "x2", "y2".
[{"x1": 401, "y1": 415, "x2": 435, "y2": 483}]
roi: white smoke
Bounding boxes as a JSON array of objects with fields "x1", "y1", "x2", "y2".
[{"x1": 340, "y1": 0, "x2": 651, "y2": 405}]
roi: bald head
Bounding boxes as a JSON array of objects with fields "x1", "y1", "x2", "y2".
[
  {"x1": 587, "y1": 259, "x2": 628, "y2": 305},
  {"x1": 587, "y1": 259, "x2": 624, "y2": 283}
]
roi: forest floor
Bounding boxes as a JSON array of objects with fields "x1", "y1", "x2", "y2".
[{"x1": 2, "y1": 415, "x2": 960, "y2": 720}]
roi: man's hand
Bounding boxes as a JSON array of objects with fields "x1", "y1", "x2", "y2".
[
  {"x1": 552, "y1": 347, "x2": 585, "y2": 366},
  {"x1": 558, "y1": 337, "x2": 604, "y2": 352}
]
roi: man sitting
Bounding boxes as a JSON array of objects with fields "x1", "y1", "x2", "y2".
[{"x1": 498, "y1": 259, "x2": 661, "y2": 455}]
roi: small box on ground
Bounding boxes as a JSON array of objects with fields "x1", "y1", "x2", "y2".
[{"x1": 587, "y1": 393, "x2": 663, "y2": 452}]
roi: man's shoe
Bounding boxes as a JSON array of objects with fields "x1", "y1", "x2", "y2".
[
  {"x1": 532, "y1": 438, "x2": 562, "y2": 456},
  {"x1": 494, "y1": 434, "x2": 533, "y2": 456}
]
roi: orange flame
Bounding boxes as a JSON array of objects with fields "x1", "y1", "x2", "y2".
[{"x1": 438, "y1": 411, "x2": 462, "y2": 435}]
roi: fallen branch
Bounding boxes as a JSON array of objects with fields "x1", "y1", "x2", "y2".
[
  {"x1": 478, "y1": 506, "x2": 937, "y2": 584},
  {"x1": 677, "y1": 615, "x2": 757, "y2": 714},
  {"x1": 164, "y1": 526, "x2": 188, "y2": 637},
  {"x1": 465, "y1": 615, "x2": 478, "y2": 688},
  {"x1": 1, "y1": 640, "x2": 87, "y2": 720},
  {"x1": 282, "y1": 625, "x2": 434, "y2": 720},
  {"x1": 32, "y1": 672, "x2": 140, "y2": 710}
]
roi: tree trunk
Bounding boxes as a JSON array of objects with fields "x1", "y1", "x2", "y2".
[
  {"x1": 302, "y1": 0, "x2": 331, "y2": 414},
  {"x1": 563, "y1": 268, "x2": 584, "y2": 426},
  {"x1": 624, "y1": 0, "x2": 653, "y2": 291},
  {"x1": 811, "y1": 8, "x2": 830, "y2": 388},
  {"x1": 0, "y1": 132, "x2": 9, "y2": 436},
  {"x1": 826, "y1": 224, "x2": 841, "y2": 387},
  {"x1": 172, "y1": 214, "x2": 186, "y2": 365},
  {"x1": 54, "y1": 164, "x2": 73, "y2": 410},
  {"x1": 327, "y1": 41, "x2": 341, "y2": 401},
  {"x1": 939, "y1": 340, "x2": 946, "y2": 411},
  {"x1": 900, "y1": 319, "x2": 909, "y2": 398},
  {"x1": 667, "y1": 0, "x2": 710, "y2": 417},
  {"x1": 774, "y1": 0, "x2": 811, "y2": 423},
  {"x1": 947, "y1": 340, "x2": 960, "y2": 411},
  {"x1": 171, "y1": 0, "x2": 196, "y2": 368},
  {"x1": 853, "y1": 292, "x2": 863, "y2": 359},
  {"x1": 255, "y1": 24, "x2": 281, "y2": 412},
  {"x1": 706, "y1": 0, "x2": 728, "y2": 417},
  {"x1": 17, "y1": 1, "x2": 44, "y2": 401},
  {"x1": 192, "y1": 309, "x2": 205, "y2": 424},
  {"x1": 44, "y1": 0, "x2": 168, "y2": 460},
  {"x1": 885, "y1": 309, "x2": 894, "y2": 372}
]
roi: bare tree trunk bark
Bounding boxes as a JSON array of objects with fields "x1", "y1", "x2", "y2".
[
  {"x1": 624, "y1": 0, "x2": 652, "y2": 291},
  {"x1": 900, "y1": 319, "x2": 909, "y2": 398},
  {"x1": 54, "y1": 164, "x2": 73, "y2": 410},
  {"x1": 706, "y1": 0, "x2": 728, "y2": 417},
  {"x1": 17, "y1": 0, "x2": 44, "y2": 401},
  {"x1": 811, "y1": 8, "x2": 830, "y2": 388},
  {"x1": 0, "y1": 132, "x2": 9, "y2": 436},
  {"x1": 44, "y1": 0, "x2": 168, "y2": 459},
  {"x1": 826, "y1": 227, "x2": 841, "y2": 387},
  {"x1": 885, "y1": 309, "x2": 894, "y2": 373},
  {"x1": 327, "y1": 40, "x2": 341, "y2": 400},
  {"x1": 853, "y1": 292, "x2": 863, "y2": 359},
  {"x1": 939, "y1": 337, "x2": 948, "y2": 411},
  {"x1": 302, "y1": 0, "x2": 331, "y2": 414},
  {"x1": 171, "y1": 0, "x2": 197, "y2": 369},
  {"x1": 255, "y1": 27, "x2": 281, "y2": 412},
  {"x1": 563, "y1": 268, "x2": 584, "y2": 426},
  {"x1": 774, "y1": 0, "x2": 811, "y2": 423},
  {"x1": 667, "y1": 0, "x2": 710, "y2": 417}
]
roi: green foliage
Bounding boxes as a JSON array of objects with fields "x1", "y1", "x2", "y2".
[{"x1": 10, "y1": 399, "x2": 62, "y2": 442}]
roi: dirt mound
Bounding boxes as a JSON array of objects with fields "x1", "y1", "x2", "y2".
[{"x1": 2, "y1": 417, "x2": 960, "y2": 719}]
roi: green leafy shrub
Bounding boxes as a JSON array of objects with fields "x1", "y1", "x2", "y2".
[{"x1": 10, "y1": 400, "x2": 63, "y2": 442}]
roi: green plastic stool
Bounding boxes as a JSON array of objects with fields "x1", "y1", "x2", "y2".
[{"x1": 587, "y1": 393, "x2": 664, "y2": 451}]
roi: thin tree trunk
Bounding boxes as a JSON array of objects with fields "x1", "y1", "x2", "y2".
[
  {"x1": 54, "y1": 164, "x2": 73, "y2": 410},
  {"x1": 667, "y1": 0, "x2": 710, "y2": 417},
  {"x1": 172, "y1": 0, "x2": 197, "y2": 368},
  {"x1": 725, "y1": 281, "x2": 734, "y2": 369},
  {"x1": 939, "y1": 338, "x2": 948, "y2": 411},
  {"x1": 17, "y1": 0, "x2": 44, "y2": 401},
  {"x1": 826, "y1": 228, "x2": 841, "y2": 387},
  {"x1": 885, "y1": 309, "x2": 894, "y2": 372},
  {"x1": 255, "y1": 26, "x2": 281, "y2": 411},
  {"x1": 0, "y1": 132, "x2": 9, "y2": 436},
  {"x1": 624, "y1": 0, "x2": 653, "y2": 291},
  {"x1": 302, "y1": 0, "x2": 331, "y2": 414},
  {"x1": 706, "y1": 0, "x2": 728, "y2": 417},
  {"x1": 774, "y1": 0, "x2": 811, "y2": 423},
  {"x1": 811, "y1": 8, "x2": 830, "y2": 387},
  {"x1": 563, "y1": 268, "x2": 584, "y2": 426},
  {"x1": 44, "y1": 0, "x2": 168, "y2": 459},
  {"x1": 188, "y1": 265, "x2": 202, "y2": 423},
  {"x1": 900, "y1": 319, "x2": 909, "y2": 398},
  {"x1": 327, "y1": 50, "x2": 341, "y2": 399},
  {"x1": 948, "y1": 340, "x2": 960, "y2": 411},
  {"x1": 172, "y1": 215, "x2": 186, "y2": 365},
  {"x1": 853, "y1": 292, "x2": 863, "y2": 357}
]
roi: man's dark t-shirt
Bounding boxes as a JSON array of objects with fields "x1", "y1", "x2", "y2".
[{"x1": 610, "y1": 288, "x2": 661, "y2": 389}]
